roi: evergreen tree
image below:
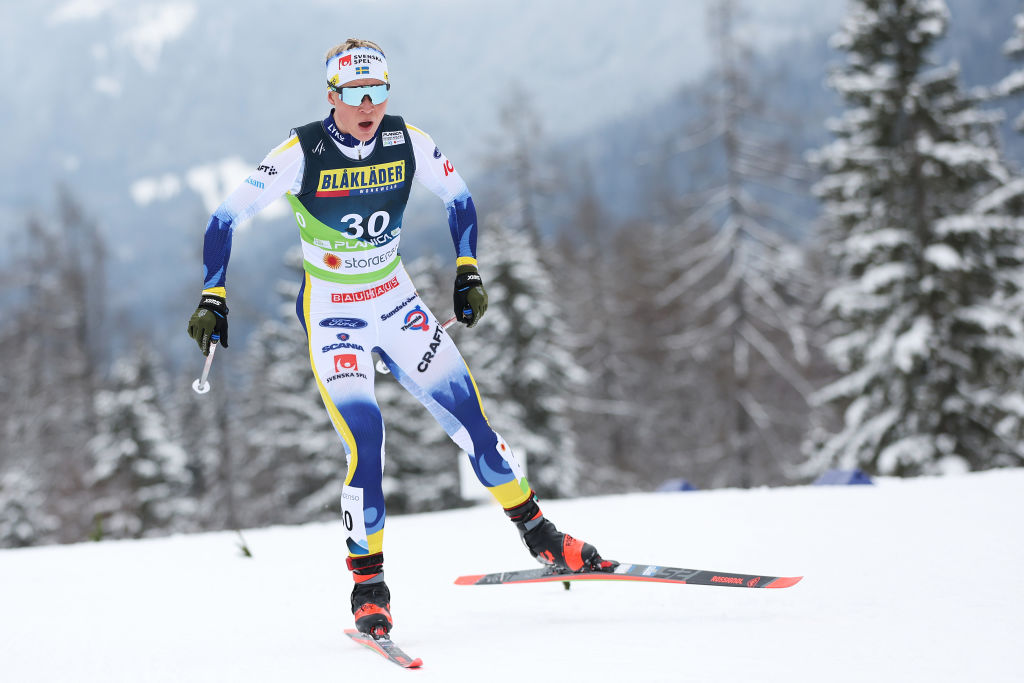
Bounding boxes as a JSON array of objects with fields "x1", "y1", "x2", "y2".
[
  {"x1": 0, "y1": 190, "x2": 107, "y2": 545},
  {"x1": 810, "y1": 0, "x2": 1024, "y2": 475},
  {"x1": 455, "y1": 216, "x2": 586, "y2": 498},
  {"x1": 552, "y1": 172, "x2": 647, "y2": 494},
  {"x1": 598, "y1": 219, "x2": 706, "y2": 489},
  {"x1": 0, "y1": 468, "x2": 58, "y2": 548},
  {"x1": 87, "y1": 344, "x2": 195, "y2": 538},
  {"x1": 173, "y1": 362, "x2": 240, "y2": 531},
  {"x1": 482, "y1": 86, "x2": 554, "y2": 240},
  {"x1": 651, "y1": 0, "x2": 818, "y2": 488},
  {"x1": 991, "y1": 8, "x2": 1024, "y2": 130}
]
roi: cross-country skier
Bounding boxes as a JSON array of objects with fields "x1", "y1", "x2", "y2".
[{"x1": 186, "y1": 38, "x2": 614, "y2": 637}]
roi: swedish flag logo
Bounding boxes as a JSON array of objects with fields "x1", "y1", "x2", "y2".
[{"x1": 355, "y1": 66, "x2": 369, "y2": 75}]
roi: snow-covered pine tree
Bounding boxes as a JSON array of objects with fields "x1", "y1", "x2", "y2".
[
  {"x1": 482, "y1": 86, "x2": 554, "y2": 241},
  {"x1": 173, "y1": 360, "x2": 241, "y2": 531},
  {"x1": 650, "y1": 0, "x2": 818, "y2": 488},
  {"x1": 979, "y1": 13, "x2": 1024, "y2": 333},
  {"x1": 653, "y1": 222, "x2": 816, "y2": 489},
  {"x1": 810, "y1": 0, "x2": 1024, "y2": 475},
  {"x1": 0, "y1": 468, "x2": 58, "y2": 548},
  {"x1": 552, "y1": 171, "x2": 647, "y2": 493},
  {"x1": 991, "y1": 8, "x2": 1024, "y2": 130},
  {"x1": 604, "y1": 219, "x2": 713, "y2": 488},
  {"x1": 87, "y1": 344, "x2": 195, "y2": 538},
  {"x1": 237, "y1": 246, "x2": 343, "y2": 526},
  {"x1": 454, "y1": 216, "x2": 586, "y2": 498},
  {"x1": 0, "y1": 191, "x2": 107, "y2": 544}
]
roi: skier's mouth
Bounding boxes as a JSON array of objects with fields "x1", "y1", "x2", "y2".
[{"x1": 358, "y1": 121, "x2": 374, "y2": 130}]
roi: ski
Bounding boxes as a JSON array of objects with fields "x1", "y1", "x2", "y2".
[
  {"x1": 455, "y1": 562, "x2": 802, "y2": 589},
  {"x1": 344, "y1": 629, "x2": 423, "y2": 669}
]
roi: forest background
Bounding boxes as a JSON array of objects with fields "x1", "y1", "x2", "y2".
[{"x1": 2, "y1": 0, "x2": 1023, "y2": 547}]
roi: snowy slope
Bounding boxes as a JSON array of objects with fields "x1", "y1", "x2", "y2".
[{"x1": 1, "y1": 470, "x2": 1022, "y2": 682}]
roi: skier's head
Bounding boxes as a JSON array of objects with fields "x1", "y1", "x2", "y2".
[{"x1": 325, "y1": 39, "x2": 389, "y2": 142}]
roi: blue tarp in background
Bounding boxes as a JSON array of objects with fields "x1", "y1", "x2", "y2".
[
  {"x1": 813, "y1": 469, "x2": 874, "y2": 486},
  {"x1": 656, "y1": 478, "x2": 699, "y2": 492}
]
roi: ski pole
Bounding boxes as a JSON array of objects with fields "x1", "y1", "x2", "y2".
[
  {"x1": 375, "y1": 316, "x2": 457, "y2": 375},
  {"x1": 191, "y1": 338, "x2": 218, "y2": 394}
]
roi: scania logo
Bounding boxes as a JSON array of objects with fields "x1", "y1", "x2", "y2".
[{"x1": 319, "y1": 317, "x2": 368, "y2": 329}]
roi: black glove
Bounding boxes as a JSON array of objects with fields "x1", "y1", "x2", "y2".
[
  {"x1": 453, "y1": 265, "x2": 487, "y2": 327},
  {"x1": 187, "y1": 294, "x2": 229, "y2": 356}
]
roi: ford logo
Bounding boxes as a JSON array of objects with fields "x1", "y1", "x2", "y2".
[{"x1": 319, "y1": 317, "x2": 368, "y2": 329}]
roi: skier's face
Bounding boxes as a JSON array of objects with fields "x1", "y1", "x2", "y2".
[{"x1": 328, "y1": 78, "x2": 389, "y2": 142}]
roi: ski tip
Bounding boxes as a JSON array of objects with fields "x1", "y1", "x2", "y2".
[
  {"x1": 407, "y1": 657, "x2": 424, "y2": 668},
  {"x1": 454, "y1": 574, "x2": 484, "y2": 585},
  {"x1": 766, "y1": 576, "x2": 803, "y2": 589}
]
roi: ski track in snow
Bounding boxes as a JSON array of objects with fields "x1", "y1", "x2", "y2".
[{"x1": 1, "y1": 470, "x2": 1022, "y2": 682}]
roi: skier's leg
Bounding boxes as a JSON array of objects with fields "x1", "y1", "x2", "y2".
[
  {"x1": 298, "y1": 273, "x2": 392, "y2": 633},
  {"x1": 299, "y1": 273, "x2": 387, "y2": 556},
  {"x1": 375, "y1": 295, "x2": 530, "y2": 510},
  {"x1": 376, "y1": 291, "x2": 615, "y2": 572}
]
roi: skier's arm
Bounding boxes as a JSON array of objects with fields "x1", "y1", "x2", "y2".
[
  {"x1": 407, "y1": 124, "x2": 486, "y2": 326},
  {"x1": 201, "y1": 135, "x2": 304, "y2": 295},
  {"x1": 406, "y1": 124, "x2": 478, "y2": 268}
]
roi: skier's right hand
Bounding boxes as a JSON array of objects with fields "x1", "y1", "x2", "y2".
[
  {"x1": 187, "y1": 294, "x2": 229, "y2": 356},
  {"x1": 453, "y1": 265, "x2": 487, "y2": 328}
]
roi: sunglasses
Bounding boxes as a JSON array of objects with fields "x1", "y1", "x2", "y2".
[{"x1": 334, "y1": 83, "x2": 390, "y2": 106}]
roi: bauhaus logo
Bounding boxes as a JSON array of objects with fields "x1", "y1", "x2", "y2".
[{"x1": 330, "y1": 276, "x2": 399, "y2": 303}]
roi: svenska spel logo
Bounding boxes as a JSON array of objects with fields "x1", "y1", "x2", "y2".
[{"x1": 334, "y1": 354, "x2": 358, "y2": 372}]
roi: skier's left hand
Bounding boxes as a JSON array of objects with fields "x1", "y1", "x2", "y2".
[{"x1": 453, "y1": 265, "x2": 487, "y2": 327}]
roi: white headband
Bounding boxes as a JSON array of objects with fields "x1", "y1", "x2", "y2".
[{"x1": 326, "y1": 47, "x2": 389, "y2": 90}]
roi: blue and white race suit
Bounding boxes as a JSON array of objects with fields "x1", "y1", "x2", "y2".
[{"x1": 199, "y1": 112, "x2": 530, "y2": 558}]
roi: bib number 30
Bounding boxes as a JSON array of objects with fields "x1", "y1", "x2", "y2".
[{"x1": 340, "y1": 211, "x2": 390, "y2": 239}]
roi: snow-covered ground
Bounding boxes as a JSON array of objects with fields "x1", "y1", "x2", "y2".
[{"x1": 2, "y1": 470, "x2": 1022, "y2": 682}]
